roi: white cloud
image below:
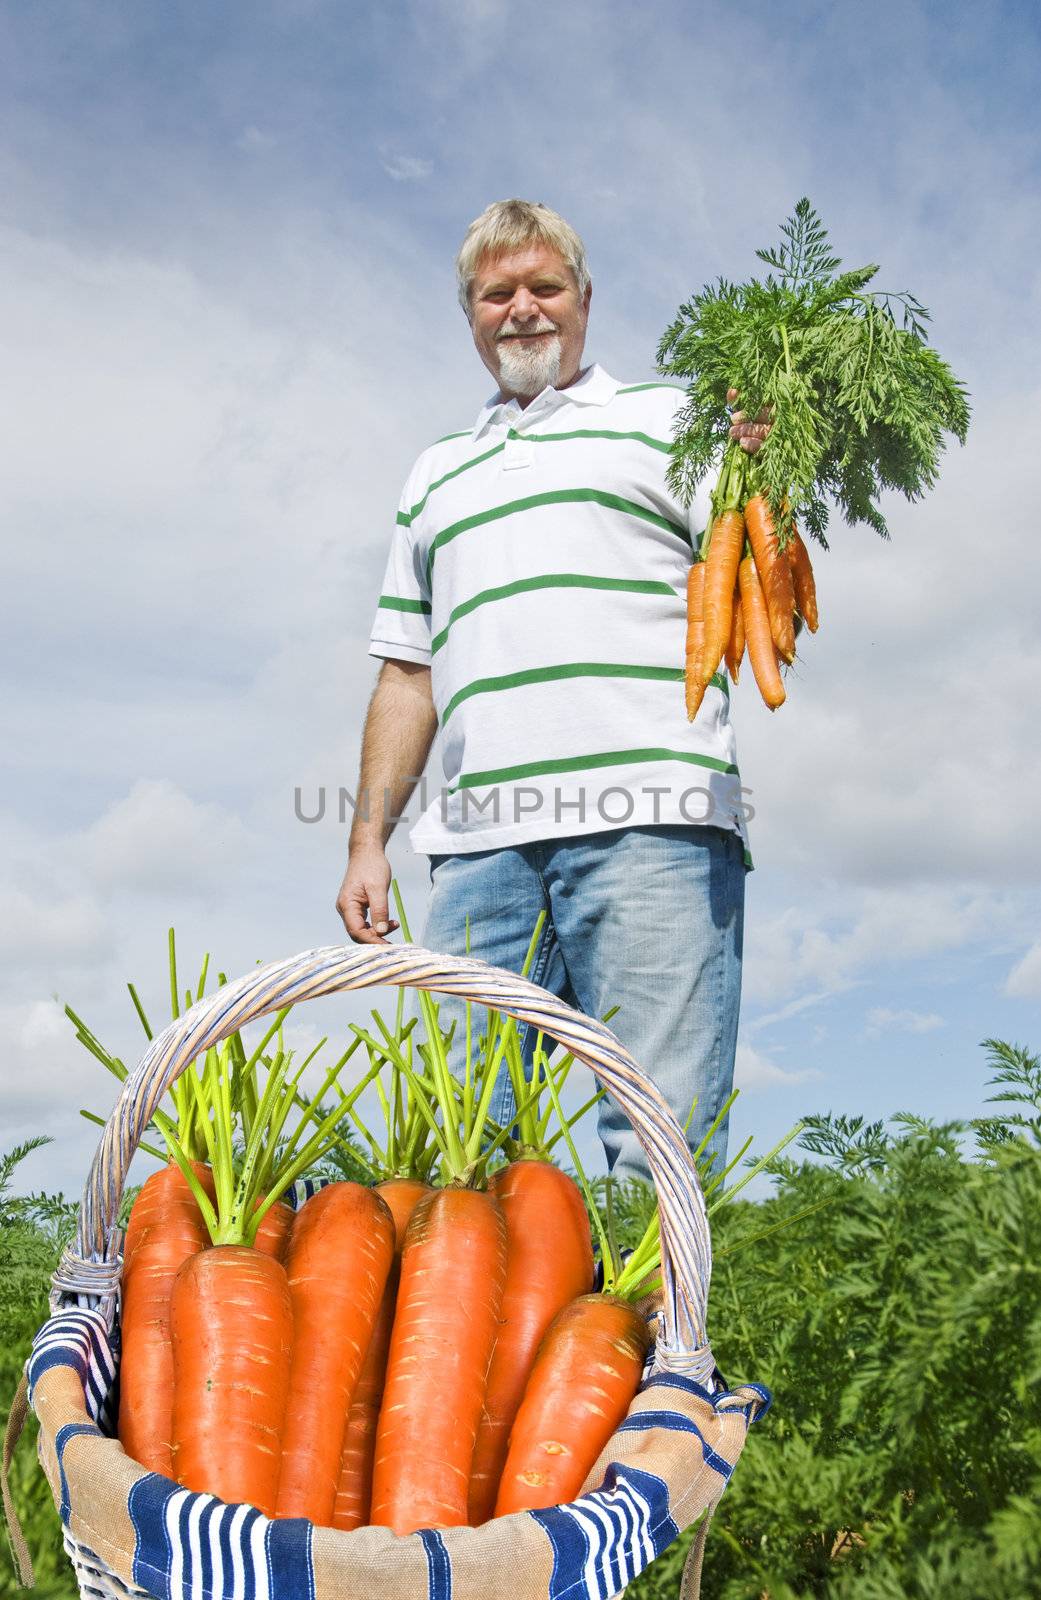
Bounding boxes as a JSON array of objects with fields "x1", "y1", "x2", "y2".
[
  {"x1": 742, "y1": 884, "x2": 1019, "y2": 1011},
  {"x1": 0, "y1": 885, "x2": 110, "y2": 972},
  {"x1": 79, "y1": 779, "x2": 253, "y2": 898},
  {"x1": 735, "y1": 1042, "x2": 821, "y2": 1090},
  {"x1": 1005, "y1": 941, "x2": 1041, "y2": 998},
  {"x1": 865, "y1": 1007, "x2": 945, "y2": 1036},
  {"x1": 380, "y1": 152, "x2": 434, "y2": 182}
]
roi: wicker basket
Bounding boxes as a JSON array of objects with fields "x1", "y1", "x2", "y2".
[{"x1": 12, "y1": 943, "x2": 769, "y2": 1600}]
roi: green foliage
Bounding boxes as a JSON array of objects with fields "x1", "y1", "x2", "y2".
[
  {"x1": 624, "y1": 1050, "x2": 1041, "y2": 1599},
  {"x1": 0, "y1": 1141, "x2": 77, "y2": 1599},
  {"x1": 657, "y1": 198, "x2": 971, "y2": 548}
]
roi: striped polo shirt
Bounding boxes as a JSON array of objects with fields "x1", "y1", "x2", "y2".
[{"x1": 368, "y1": 363, "x2": 752, "y2": 862}]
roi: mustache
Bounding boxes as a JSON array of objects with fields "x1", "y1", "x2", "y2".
[{"x1": 496, "y1": 319, "x2": 559, "y2": 340}]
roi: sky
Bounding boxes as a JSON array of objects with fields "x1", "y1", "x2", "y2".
[{"x1": 2, "y1": 0, "x2": 1040, "y2": 1205}]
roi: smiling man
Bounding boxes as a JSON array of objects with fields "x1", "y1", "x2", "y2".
[{"x1": 336, "y1": 199, "x2": 767, "y2": 1182}]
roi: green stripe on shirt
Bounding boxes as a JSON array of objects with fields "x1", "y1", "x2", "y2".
[
  {"x1": 378, "y1": 594, "x2": 431, "y2": 615},
  {"x1": 442, "y1": 661, "x2": 687, "y2": 724},
  {"x1": 408, "y1": 441, "x2": 506, "y2": 521},
  {"x1": 426, "y1": 489, "x2": 690, "y2": 579},
  {"x1": 449, "y1": 745, "x2": 740, "y2": 791},
  {"x1": 406, "y1": 429, "x2": 674, "y2": 523},
  {"x1": 517, "y1": 426, "x2": 672, "y2": 453},
  {"x1": 430, "y1": 572, "x2": 678, "y2": 653}
]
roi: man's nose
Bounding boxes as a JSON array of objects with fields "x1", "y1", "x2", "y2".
[{"x1": 508, "y1": 287, "x2": 539, "y2": 321}]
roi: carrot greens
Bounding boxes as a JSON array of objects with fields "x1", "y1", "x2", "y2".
[{"x1": 659, "y1": 197, "x2": 970, "y2": 552}]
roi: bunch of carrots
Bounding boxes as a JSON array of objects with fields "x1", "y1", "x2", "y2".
[
  {"x1": 685, "y1": 443, "x2": 818, "y2": 718},
  {"x1": 660, "y1": 200, "x2": 969, "y2": 720},
  {"x1": 72, "y1": 914, "x2": 802, "y2": 1535}
]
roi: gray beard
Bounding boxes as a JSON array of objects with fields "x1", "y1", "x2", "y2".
[{"x1": 496, "y1": 334, "x2": 563, "y2": 397}]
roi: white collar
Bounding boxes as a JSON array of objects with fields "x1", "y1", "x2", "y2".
[{"x1": 471, "y1": 362, "x2": 620, "y2": 440}]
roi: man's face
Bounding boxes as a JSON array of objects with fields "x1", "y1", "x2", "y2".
[{"x1": 468, "y1": 242, "x2": 592, "y2": 401}]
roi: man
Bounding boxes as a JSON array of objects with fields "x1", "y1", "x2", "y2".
[{"x1": 336, "y1": 199, "x2": 768, "y2": 1182}]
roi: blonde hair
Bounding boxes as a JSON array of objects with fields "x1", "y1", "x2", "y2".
[{"x1": 455, "y1": 199, "x2": 590, "y2": 316}]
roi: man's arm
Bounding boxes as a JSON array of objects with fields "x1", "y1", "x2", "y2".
[{"x1": 335, "y1": 659, "x2": 438, "y2": 944}]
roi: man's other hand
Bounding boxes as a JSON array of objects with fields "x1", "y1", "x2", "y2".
[
  {"x1": 727, "y1": 387, "x2": 772, "y2": 455},
  {"x1": 336, "y1": 846, "x2": 400, "y2": 944}
]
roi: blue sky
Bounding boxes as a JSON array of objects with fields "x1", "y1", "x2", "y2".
[{"x1": 2, "y1": 0, "x2": 1040, "y2": 1197}]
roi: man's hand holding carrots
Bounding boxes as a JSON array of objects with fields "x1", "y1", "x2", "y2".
[{"x1": 728, "y1": 387, "x2": 772, "y2": 453}]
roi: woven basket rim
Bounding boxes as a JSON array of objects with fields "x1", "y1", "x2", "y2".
[{"x1": 59, "y1": 942, "x2": 715, "y2": 1366}]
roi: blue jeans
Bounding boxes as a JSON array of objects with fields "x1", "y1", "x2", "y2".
[{"x1": 418, "y1": 823, "x2": 745, "y2": 1184}]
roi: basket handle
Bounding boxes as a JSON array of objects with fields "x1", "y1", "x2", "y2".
[{"x1": 63, "y1": 944, "x2": 715, "y2": 1375}]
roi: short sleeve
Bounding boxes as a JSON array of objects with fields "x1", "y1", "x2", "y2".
[{"x1": 368, "y1": 487, "x2": 433, "y2": 666}]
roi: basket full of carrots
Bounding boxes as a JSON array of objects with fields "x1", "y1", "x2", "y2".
[{"x1": 14, "y1": 930, "x2": 771, "y2": 1600}]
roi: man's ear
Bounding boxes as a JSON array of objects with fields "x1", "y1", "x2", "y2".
[{"x1": 582, "y1": 280, "x2": 592, "y2": 315}]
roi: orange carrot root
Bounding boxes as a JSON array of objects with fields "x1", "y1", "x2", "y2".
[
  {"x1": 739, "y1": 554, "x2": 786, "y2": 710},
  {"x1": 700, "y1": 510, "x2": 746, "y2": 686},
  {"x1": 371, "y1": 1187, "x2": 507, "y2": 1534},
  {"x1": 118, "y1": 1161, "x2": 213, "y2": 1475},
  {"x1": 744, "y1": 496, "x2": 796, "y2": 662},
  {"x1": 275, "y1": 1183, "x2": 395, "y2": 1524},
  {"x1": 171, "y1": 1245, "x2": 293, "y2": 1516},
  {"x1": 253, "y1": 1198, "x2": 294, "y2": 1262},
  {"x1": 468, "y1": 1160, "x2": 594, "y2": 1525},
  {"x1": 788, "y1": 526, "x2": 819, "y2": 632},
  {"x1": 494, "y1": 1294, "x2": 651, "y2": 1514},
  {"x1": 685, "y1": 561, "x2": 707, "y2": 720},
  {"x1": 724, "y1": 582, "x2": 745, "y2": 684},
  {"x1": 331, "y1": 1177, "x2": 431, "y2": 1532}
]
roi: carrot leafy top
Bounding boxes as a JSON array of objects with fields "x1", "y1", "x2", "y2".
[{"x1": 658, "y1": 197, "x2": 970, "y2": 551}]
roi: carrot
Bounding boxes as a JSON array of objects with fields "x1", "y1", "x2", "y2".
[
  {"x1": 724, "y1": 581, "x2": 745, "y2": 683},
  {"x1": 493, "y1": 1294, "x2": 652, "y2": 1513},
  {"x1": 170, "y1": 1245, "x2": 293, "y2": 1514},
  {"x1": 787, "y1": 525, "x2": 819, "y2": 632},
  {"x1": 274, "y1": 1182, "x2": 395, "y2": 1523},
  {"x1": 699, "y1": 509, "x2": 746, "y2": 686},
  {"x1": 739, "y1": 554, "x2": 786, "y2": 710},
  {"x1": 167, "y1": 1014, "x2": 379, "y2": 1513},
  {"x1": 253, "y1": 1196, "x2": 294, "y2": 1261},
  {"x1": 370, "y1": 1186, "x2": 508, "y2": 1533},
  {"x1": 468, "y1": 1159, "x2": 595, "y2": 1524},
  {"x1": 684, "y1": 560, "x2": 707, "y2": 720},
  {"x1": 121, "y1": 1158, "x2": 213, "y2": 1275},
  {"x1": 118, "y1": 1160, "x2": 214, "y2": 1475},
  {"x1": 744, "y1": 494, "x2": 796, "y2": 662},
  {"x1": 331, "y1": 1176, "x2": 431, "y2": 1532}
]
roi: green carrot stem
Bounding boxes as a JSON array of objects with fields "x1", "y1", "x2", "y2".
[
  {"x1": 126, "y1": 985, "x2": 153, "y2": 1041},
  {"x1": 355, "y1": 1025, "x2": 450, "y2": 1163},
  {"x1": 707, "y1": 1122, "x2": 803, "y2": 1211},
  {"x1": 701, "y1": 1135, "x2": 753, "y2": 1201},
  {"x1": 167, "y1": 928, "x2": 180, "y2": 1021},
  {"x1": 543, "y1": 1087, "x2": 606, "y2": 1151},
  {"x1": 690, "y1": 1087, "x2": 739, "y2": 1159},
  {"x1": 713, "y1": 1194, "x2": 836, "y2": 1260},
  {"x1": 64, "y1": 1011, "x2": 128, "y2": 1081},
  {"x1": 194, "y1": 952, "x2": 210, "y2": 1002}
]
